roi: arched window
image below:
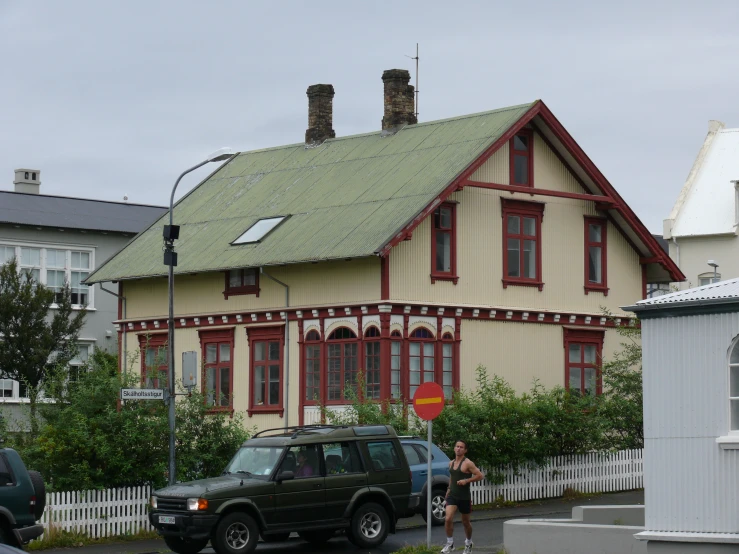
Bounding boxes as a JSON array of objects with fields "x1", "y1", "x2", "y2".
[
  {"x1": 729, "y1": 339, "x2": 739, "y2": 432},
  {"x1": 327, "y1": 327, "x2": 358, "y2": 402},
  {"x1": 390, "y1": 330, "x2": 402, "y2": 399},
  {"x1": 305, "y1": 330, "x2": 321, "y2": 402},
  {"x1": 409, "y1": 327, "x2": 435, "y2": 398},
  {"x1": 391, "y1": 330, "x2": 402, "y2": 337},
  {"x1": 364, "y1": 327, "x2": 381, "y2": 399}
]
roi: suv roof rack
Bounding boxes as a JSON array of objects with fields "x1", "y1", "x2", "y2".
[
  {"x1": 253, "y1": 424, "x2": 348, "y2": 439},
  {"x1": 397, "y1": 435, "x2": 422, "y2": 439}
]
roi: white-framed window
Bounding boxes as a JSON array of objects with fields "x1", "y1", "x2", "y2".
[
  {"x1": 699, "y1": 272, "x2": 721, "y2": 287},
  {"x1": 729, "y1": 338, "x2": 739, "y2": 434},
  {"x1": 0, "y1": 241, "x2": 94, "y2": 308},
  {"x1": 69, "y1": 342, "x2": 93, "y2": 386}
]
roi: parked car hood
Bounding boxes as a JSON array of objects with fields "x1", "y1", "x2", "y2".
[{"x1": 155, "y1": 474, "x2": 269, "y2": 498}]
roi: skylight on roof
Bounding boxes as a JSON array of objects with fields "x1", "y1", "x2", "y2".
[{"x1": 233, "y1": 216, "x2": 286, "y2": 244}]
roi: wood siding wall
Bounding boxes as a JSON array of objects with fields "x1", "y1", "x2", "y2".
[{"x1": 124, "y1": 258, "x2": 380, "y2": 320}]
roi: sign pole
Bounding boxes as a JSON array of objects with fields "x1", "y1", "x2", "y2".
[{"x1": 427, "y1": 418, "x2": 433, "y2": 548}]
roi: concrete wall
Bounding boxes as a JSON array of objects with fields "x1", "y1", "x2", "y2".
[{"x1": 670, "y1": 235, "x2": 738, "y2": 290}]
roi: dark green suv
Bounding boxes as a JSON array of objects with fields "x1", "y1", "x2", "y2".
[
  {"x1": 149, "y1": 425, "x2": 416, "y2": 554},
  {"x1": 0, "y1": 448, "x2": 45, "y2": 548}
]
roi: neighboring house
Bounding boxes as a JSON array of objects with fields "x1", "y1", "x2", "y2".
[
  {"x1": 0, "y1": 169, "x2": 167, "y2": 404},
  {"x1": 627, "y1": 281, "x2": 739, "y2": 552},
  {"x1": 87, "y1": 69, "x2": 683, "y2": 431},
  {"x1": 664, "y1": 120, "x2": 739, "y2": 289}
]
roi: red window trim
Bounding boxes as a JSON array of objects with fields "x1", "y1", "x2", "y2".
[
  {"x1": 325, "y1": 327, "x2": 359, "y2": 405},
  {"x1": 509, "y1": 129, "x2": 534, "y2": 188},
  {"x1": 246, "y1": 326, "x2": 284, "y2": 417},
  {"x1": 430, "y1": 202, "x2": 458, "y2": 284},
  {"x1": 501, "y1": 198, "x2": 545, "y2": 291},
  {"x1": 363, "y1": 326, "x2": 381, "y2": 401},
  {"x1": 563, "y1": 328, "x2": 604, "y2": 396},
  {"x1": 304, "y1": 330, "x2": 321, "y2": 405},
  {"x1": 137, "y1": 332, "x2": 168, "y2": 389},
  {"x1": 198, "y1": 328, "x2": 235, "y2": 415},
  {"x1": 223, "y1": 268, "x2": 260, "y2": 299},
  {"x1": 583, "y1": 216, "x2": 609, "y2": 296}
]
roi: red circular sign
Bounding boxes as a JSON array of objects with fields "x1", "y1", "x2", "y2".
[{"x1": 412, "y1": 382, "x2": 445, "y2": 421}]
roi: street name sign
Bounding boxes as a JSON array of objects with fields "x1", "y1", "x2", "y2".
[{"x1": 120, "y1": 388, "x2": 165, "y2": 401}]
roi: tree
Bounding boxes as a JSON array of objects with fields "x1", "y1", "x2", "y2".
[{"x1": 0, "y1": 258, "x2": 86, "y2": 434}]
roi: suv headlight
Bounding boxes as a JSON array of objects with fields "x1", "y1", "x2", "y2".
[
  {"x1": 187, "y1": 498, "x2": 209, "y2": 511},
  {"x1": 149, "y1": 496, "x2": 157, "y2": 509}
]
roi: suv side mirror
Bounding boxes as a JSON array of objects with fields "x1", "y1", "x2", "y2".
[{"x1": 276, "y1": 471, "x2": 295, "y2": 483}]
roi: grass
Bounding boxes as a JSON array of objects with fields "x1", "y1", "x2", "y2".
[
  {"x1": 391, "y1": 545, "x2": 446, "y2": 554},
  {"x1": 27, "y1": 526, "x2": 160, "y2": 551}
]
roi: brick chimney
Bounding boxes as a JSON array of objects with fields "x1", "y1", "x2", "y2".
[
  {"x1": 305, "y1": 84, "x2": 336, "y2": 145},
  {"x1": 382, "y1": 69, "x2": 417, "y2": 132},
  {"x1": 13, "y1": 168, "x2": 41, "y2": 194}
]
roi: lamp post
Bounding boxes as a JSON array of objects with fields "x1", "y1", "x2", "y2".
[
  {"x1": 163, "y1": 147, "x2": 234, "y2": 486},
  {"x1": 707, "y1": 260, "x2": 719, "y2": 284}
]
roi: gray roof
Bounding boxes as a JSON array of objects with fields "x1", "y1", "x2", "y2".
[
  {"x1": 625, "y1": 277, "x2": 739, "y2": 315},
  {"x1": 0, "y1": 191, "x2": 167, "y2": 234}
]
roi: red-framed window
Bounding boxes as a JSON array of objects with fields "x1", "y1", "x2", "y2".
[
  {"x1": 441, "y1": 332, "x2": 454, "y2": 399},
  {"x1": 326, "y1": 327, "x2": 358, "y2": 403},
  {"x1": 223, "y1": 268, "x2": 259, "y2": 299},
  {"x1": 138, "y1": 333, "x2": 168, "y2": 389},
  {"x1": 431, "y1": 202, "x2": 458, "y2": 284},
  {"x1": 501, "y1": 198, "x2": 545, "y2": 290},
  {"x1": 305, "y1": 330, "x2": 321, "y2": 403},
  {"x1": 248, "y1": 326, "x2": 284, "y2": 416},
  {"x1": 584, "y1": 217, "x2": 608, "y2": 295},
  {"x1": 408, "y1": 327, "x2": 435, "y2": 398},
  {"x1": 564, "y1": 329, "x2": 604, "y2": 396},
  {"x1": 390, "y1": 330, "x2": 402, "y2": 400},
  {"x1": 364, "y1": 326, "x2": 381, "y2": 400},
  {"x1": 510, "y1": 129, "x2": 534, "y2": 187},
  {"x1": 199, "y1": 328, "x2": 234, "y2": 411}
]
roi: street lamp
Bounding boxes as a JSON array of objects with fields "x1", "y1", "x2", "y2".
[
  {"x1": 707, "y1": 260, "x2": 719, "y2": 284},
  {"x1": 163, "y1": 147, "x2": 234, "y2": 486}
]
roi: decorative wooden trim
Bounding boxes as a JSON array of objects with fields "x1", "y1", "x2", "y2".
[
  {"x1": 583, "y1": 216, "x2": 609, "y2": 296},
  {"x1": 462, "y1": 180, "x2": 614, "y2": 205},
  {"x1": 297, "y1": 319, "x2": 305, "y2": 425}
]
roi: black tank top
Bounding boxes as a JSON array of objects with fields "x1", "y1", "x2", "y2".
[{"x1": 449, "y1": 456, "x2": 472, "y2": 500}]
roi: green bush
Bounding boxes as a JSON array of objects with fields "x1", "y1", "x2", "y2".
[{"x1": 15, "y1": 350, "x2": 253, "y2": 491}]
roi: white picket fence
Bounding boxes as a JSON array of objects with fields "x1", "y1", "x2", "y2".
[
  {"x1": 34, "y1": 449, "x2": 642, "y2": 539},
  {"x1": 39, "y1": 486, "x2": 153, "y2": 538},
  {"x1": 470, "y1": 448, "x2": 643, "y2": 504}
]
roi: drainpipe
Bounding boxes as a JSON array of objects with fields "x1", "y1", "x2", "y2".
[
  {"x1": 99, "y1": 284, "x2": 127, "y2": 376},
  {"x1": 260, "y1": 268, "x2": 289, "y2": 428},
  {"x1": 671, "y1": 238, "x2": 681, "y2": 287}
]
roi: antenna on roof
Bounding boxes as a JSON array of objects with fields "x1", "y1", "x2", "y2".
[{"x1": 405, "y1": 43, "x2": 419, "y2": 121}]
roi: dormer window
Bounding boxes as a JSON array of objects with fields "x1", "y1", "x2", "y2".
[
  {"x1": 223, "y1": 268, "x2": 259, "y2": 298},
  {"x1": 510, "y1": 129, "x2": 533, "y2": 187},
  {"x1": 233, "y1": 216, "x2": 286, "y2": 244}
]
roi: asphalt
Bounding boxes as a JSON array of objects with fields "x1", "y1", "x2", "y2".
[{"x1": 33, "y1": 489, "x2": 644, "y2": 554}]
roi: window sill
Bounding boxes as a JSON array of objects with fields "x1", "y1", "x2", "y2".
[
  {"x1": 430, "y1": 273, "x2": 459, "y2": 285},
  {"x1": 50, "y1": 304, "x2": 94, "y2": 311},
  {"x1": 716, "y1": 435, "x2": 739, "y2": 450},
  {"x1": 502, "y1": 278, "x2": 544, "y2": 291},
  {"x1": 584, "y1": 285, "x2": 609, "y2": 296},
  {"x1": 223, "y1": 288, "x2": 260, "y2": 299},
  {"x1": 205, "y1": 406, "x2": 234, "y2": 417},
  {"x1": 248, "y1": 407, "x2": 284, "y2": 417}
]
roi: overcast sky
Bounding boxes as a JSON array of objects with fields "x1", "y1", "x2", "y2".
[{"x1": 2, "y1": 1, "x2": 738, "y2": 233}]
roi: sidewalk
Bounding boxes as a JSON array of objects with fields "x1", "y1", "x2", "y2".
[{"x1": 35, "y1": 490, "x2": 644, "y2": 554}]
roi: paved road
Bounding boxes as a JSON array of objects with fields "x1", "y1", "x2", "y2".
[{"x1": 40, "y1": 490, "x2": 644, "y2": 554}]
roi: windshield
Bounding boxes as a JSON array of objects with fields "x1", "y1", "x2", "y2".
[{"x1": 224, "y1": 446, "x2": 284, "y2": 479}]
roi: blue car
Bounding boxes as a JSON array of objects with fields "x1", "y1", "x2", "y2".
[{"x1": 399, "y1": 437, "x2": 451, "y2": 525}]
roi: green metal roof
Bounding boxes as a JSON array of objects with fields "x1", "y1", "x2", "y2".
[{"x1": 87, "y1": 102, "x2": 535, "y2": 283}]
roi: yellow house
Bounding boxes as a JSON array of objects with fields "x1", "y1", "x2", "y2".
[{"x1": 87, "y1": 70, "x2": 683, "y2": 431}]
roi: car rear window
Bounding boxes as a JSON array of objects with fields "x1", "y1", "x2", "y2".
[
  {"x1": 367, "y1": 441, "x2": 402, "y2": 471},
  {"x1": 402, "y1": 444, "x2": 423, "y2": 465}
]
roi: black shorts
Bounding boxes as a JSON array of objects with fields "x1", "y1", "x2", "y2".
[{"x1": 445, "y1": 495, "x2": 472, "y2": 514}]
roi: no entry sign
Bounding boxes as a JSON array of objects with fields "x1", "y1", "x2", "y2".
[{"x1": 412, "y1": 382, "x2": 445, "y2": 420}]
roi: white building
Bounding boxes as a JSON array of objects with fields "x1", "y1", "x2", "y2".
[
  {"x1": 663, "y1": 121, "x2": 739, "y2": 289},
  {"x1": 627, "y1": 280, "x2": 739, "y2": 553}
]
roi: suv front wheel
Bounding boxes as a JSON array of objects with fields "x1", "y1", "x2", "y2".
[
  {"x1": 347, "y1": 502, "x2": 389, "y2": 548},
  {"x1": 213, "y1": 512, "x2": 259, "y2": 554}
]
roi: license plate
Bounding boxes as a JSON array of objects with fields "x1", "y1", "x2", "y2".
[{"x1": 158, "y1": 515, "x2": 175, "y2": 525}]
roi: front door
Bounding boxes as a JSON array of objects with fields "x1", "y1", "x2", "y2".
[
  {"x1": 273, "y1": 445, "x2": 325, "y2": 526},
  {"x1": 322, "y1": 441, "x2": 367, "y2": 520}
]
